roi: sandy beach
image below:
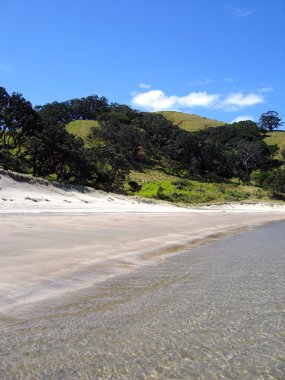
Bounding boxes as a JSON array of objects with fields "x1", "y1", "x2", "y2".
[{"x1": 1, "y1": 170, "x2": 285, "y2": 318}]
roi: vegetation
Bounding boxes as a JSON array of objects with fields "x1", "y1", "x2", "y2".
[
  {"x1": 264, "y1": 131, "x2": 285, "y2": 159},
  {"x1": 159, "y1": 111, "x2": 225, "y2": 132},
  {"x1": 258, "y1": 111, "x2": 283, "y2": 132},
  {"x1": 130, "y1": 179, "x2": 268, "y2": 204},
  {"x1": 1, "y1": 85, "x2": 284, "y2": 202},
  {"x1": 66, "y1": 120, "x2": 99, "y2": 145}
]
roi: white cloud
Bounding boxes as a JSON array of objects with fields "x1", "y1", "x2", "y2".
[
  {"x1": 221, "y1": 92, "x2": 264, "y2": 111},
  {"x1": 131, "y1": 90, "x2": 219, "y2": 111},
  {"x1": 231, "y1": 115, "x2": 255, "y2": 123},
  {"x1": 188, "y1": 77, "x2": 213, "y2": 86},
  {"x1": 258, "y1": 86, "x2": 274, "y2": 93},
  {"x1": 132, "y1": 90, "x2": 177, "y2": 111},
  {"x1": 223, "y1": 77, "x2": 235, "y2": 83},
  {"x1": 139, "y1": 83, "x2": 151, "y2": 89},
  {"x1": 177, "y1": 92, "x2": 219, "y2": 108},
  {"x1": 233, "y1": 7, "x2": 255, "y2": 17},
  {"x1": 131, "y1": 89, "x2": 264, "y2": 112}
]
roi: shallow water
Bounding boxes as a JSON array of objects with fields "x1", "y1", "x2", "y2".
[{"x1": 0, "y1": 221, "x2": 285, "y2": 379}]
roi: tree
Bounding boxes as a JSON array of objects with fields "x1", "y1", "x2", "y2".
[
  {"x1": 35, "y1": 101, "x2": 70, "y2": 126},
  {"x1": 235, "y1": 140, "x2": 269, "y2": 182},
  {"x1": 86, "y1": 146, "x2": 130, "y2": 191},
  {"x1": 258, "y1": 111, "x2": 283, "y2": 132},
  {"x1": 263, "y1": 170, "x2": 285, "y2": 196},
  {"x1": 35, "y1": 95, "x2": 110, "y2": 125},
  {"x1": 25, "y1": 123, "x2": 92, "y2": 180},
  {"x1": 194, "y1": 121, "x2": 270, "y2": 181},
  {"x1": 281, "y1": 147, "x2": 285, "y2": 168},
  {"x1": 267, "y1": 144, "x2": 279, "y2": 159},
  {"x1": 0, "y1": 87, "x2": 41, "y2": 152}
]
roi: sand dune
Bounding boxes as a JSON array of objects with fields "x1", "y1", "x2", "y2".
[
  {"x1": 0, "y1": 170, "x2": 189, "y2": 213},
  {"x1": 1, "y1": 169, "x2": 285, "y2": 213}
]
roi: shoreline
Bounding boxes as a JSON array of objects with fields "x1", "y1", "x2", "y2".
[
  {"x1": 1, "y1": 211, "x2": 285, "y2": 320},
  {"x1": 2, "y1": 215, "x2": 284, "y2": 379},
  {"x1": 1, "y1": 170, "x2": 285, "y2": 319}
]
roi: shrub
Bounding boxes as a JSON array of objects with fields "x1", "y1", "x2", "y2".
[
  {"x1": 128, "y1": 180, "x2": 142, "y2": 193},
  {"x1": 172, "y1": 180, "x2": 189, "y2": 189},
  {"x1": 224, "y1": 190, "x2": 250, "y2": 201},
  {"x1": 0, "y1": 150, "x2": 29, "y2": 173},
  {"x1": 250, "y1": 170, "x2": 270, "y2": 187},
  {"x1": 263, "y1": 170, "x2": 285, "y2": 195}
]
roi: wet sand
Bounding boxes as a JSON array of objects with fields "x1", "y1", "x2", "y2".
[
  {"x1": 1, "y1": 219, "x2": 285, "y2": 379},
  {"x1": 1, "y1": 210, "x2": 285, "y2": 318}
]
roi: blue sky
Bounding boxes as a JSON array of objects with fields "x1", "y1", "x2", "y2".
[{"x1": 1, "y1": 0, "x2": 284, "y2": 125}]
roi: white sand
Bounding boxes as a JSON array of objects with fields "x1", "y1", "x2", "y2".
[
  {"x1": 1, "y1": 170, "x2": 285, "y2": 213},
  {"x1": 0, "y1": 170, "x2": 189, "y2": 213},
  {"x1": 1, "y1": 170, "x2": 285, "y2": 317}
]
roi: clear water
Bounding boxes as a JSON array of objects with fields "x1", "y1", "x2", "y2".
[{"x1": 0, "y1": 221, "x2": 284, "y2": 379}]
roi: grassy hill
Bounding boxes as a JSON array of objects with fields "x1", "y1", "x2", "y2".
[
  {"x1": 159, "y1": 111, "x2": 225, "y2": 132},
  {"x1": 66, "y1": 112, "x2": 226, "y2": 142},
  {"x1": 159, "y1": 112, "x2": 284, "y2": 158},
  {"x1": 65, "y1": 118, "x2": 285, "y2": 157},
  {"x1": 63, "y1": 114, "x2": 284, "y2": 205},
  {"x1": 66, "y1": 120, "x2": 99, "y2": 145},
  {"x1": 264, "y1": 131, "x2": 285, "y2": 159}
]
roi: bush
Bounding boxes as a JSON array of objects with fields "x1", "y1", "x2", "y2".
[
  {"x1": 0, "y1": 150, "x2": 29, "y2": 173},
  {"x1": 250, "y1": 170, "x2": 270, "y2": 187},
  {"x1": 128, "y1": 180, "x2": 142, "y2": 193},
  {"x1": 224, "y1": 189, "x2": 250, "y2": 201},
  {"x1": 172, "y1": 180, "x2": 189, "y2": 189},
  {"x1": 263, "y1": 170, "x2": 285, "y2": 195}
]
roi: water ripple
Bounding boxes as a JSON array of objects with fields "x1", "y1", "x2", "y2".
[{"x1": 0, "y1": 222, "x2": 284, "y2": 379}]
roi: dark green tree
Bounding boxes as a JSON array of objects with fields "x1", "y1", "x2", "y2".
[
  {"x1": 86, "y1": 146, "x2": 130, "y2": 191},
  {"x1": 267, "y1": 144, "x2": 279, "y2": 159},
  {"x1": 35, "y1": 101, "x2": 70, "y2": 126},
  {"x1": 258, "y1": 111, "x2": 283, "y2": 132},
  {"x1": 235, "y1": 140, "x2": 268, "y2": 182},
  {"x1": 90, "y1": 119, "x2": 143, "y2": 166},
  {"x1": 263, "y1": 170, "x2": 285, "y2": 196},
  {"x1": 35, "y1": 95, "x2": 109, "y2": 125},
  {"x1": 281, "y1": 147, "x2": 285, "y2": 167},
  {"x1": 0, "y1": 87, "x2": 41, "y2": 152},
  {"x1": 26, "y1": 123, "x2": 91, "y2": 180}
]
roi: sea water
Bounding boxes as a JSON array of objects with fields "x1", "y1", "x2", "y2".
[{"x1": 0, "y1": 221, "x2": 284, "y2": 379}]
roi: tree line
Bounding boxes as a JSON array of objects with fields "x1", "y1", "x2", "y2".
[{"x1": 0, "y1": 86, "x2": 284, "y2": 195}]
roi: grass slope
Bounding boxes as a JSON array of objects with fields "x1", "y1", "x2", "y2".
[
  {"x1": 64, "y1": 116, "x2": 283, "y2": 204},
  {"x1": 66, "y1": 113, "x2": 225, "y2": 141},
  {"x1": 66, "y1": 120, "x2": 99, "y2": 145},
  {"x1": 264, "y1": 131, "x2": 285, "y2": 159},
  {"x1": 128, "y1": 170, "x2": 268, "y2": 204},
  {"x1": 159, "y1": 111, "x2": 225, "y2": 132}
]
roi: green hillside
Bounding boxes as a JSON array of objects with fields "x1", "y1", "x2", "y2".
[
  {"x1": 128, "y1": 170, "x2": 269, "y2": 204},
  {"x1": 66, "y1": 112, "x2": 225, "y2": 139},
  {"x1": 159, "y1": 111, "x2": 225, "y2": 132},
  {"x1": 264, "y1": 131, "x2": 285, "y2": 159},
  {"x1": 65, "y1": 118, "x2": 285, "y2": 159},
  {"x1": 66, "y1": 120, "x2": 99, "y2": 145},
  {"x1": 1, "y1": 84, "x2": 284, "y2": 204}
]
